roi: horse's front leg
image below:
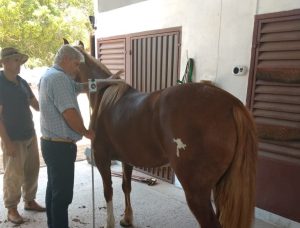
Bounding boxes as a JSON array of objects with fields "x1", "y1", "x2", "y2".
[
  {"x1": 120, "y1": 162, "x2": 133, "y2": 227},
  {"x1": 96, "y1": 158, "x2": 115, "y2": 228}
]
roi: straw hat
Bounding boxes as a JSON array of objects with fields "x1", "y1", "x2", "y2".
[{"x1": 0, "y1": 47, "x2": 29, "y2": 67}]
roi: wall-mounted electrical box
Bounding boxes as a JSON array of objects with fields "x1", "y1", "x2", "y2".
[{"x1": 232, "y1": 65, "x2": 247, "y2": 76}]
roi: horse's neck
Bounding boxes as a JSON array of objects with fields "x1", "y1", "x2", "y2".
[
  {"x1": 95, "y1": 83, "x2": 130, "y2": 118},
  {"x1": 126, "y1": 86, "x2": 156, "y2": 96}
]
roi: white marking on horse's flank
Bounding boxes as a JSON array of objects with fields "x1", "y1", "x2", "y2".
[
  {"x1": 173, "y1": 138, "x2": 187, "y2": 157},
  {"x1": 106, "y1": 200, "x2": 115, "y2": 228}
]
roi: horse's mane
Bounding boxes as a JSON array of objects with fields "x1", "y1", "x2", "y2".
[
  {"x1": 100, "y1": 83, "x2": 129, "y2": 110},
  {"x1": 94, "y1": 81, "x2": 129, "y2": 125}
]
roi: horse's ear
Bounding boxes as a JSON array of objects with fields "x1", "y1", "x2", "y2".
[
  {"x1": 110, "y1": 70, "x2": 124, "y2": 79},
  {"x1": 78, "y1": 40, "x2": 84, "y2": 49},
  {"x1": 114, "y1": 70, "x2": 124, "y2": 78},
  {"x1": 63, "y1": 38, "x2": 69, "y2": 45}
]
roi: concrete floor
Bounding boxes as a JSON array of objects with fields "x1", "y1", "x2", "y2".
[{"x1": 0, "y1": 161, "x2": 284, "y2": 228}]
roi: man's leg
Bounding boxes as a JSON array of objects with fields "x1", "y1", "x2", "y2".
[
  {"x1": 23, "y1": 135, "x2": 46, "y2": 211},
  {"x1": 42, "y1": 139, "x2": 77, "y2": 228},
  {"x1": 22, "y1": 136, "x2": 39, "y2": 202},
  {"x1": 42, "y1": 139, "x2": 54, "y2": 228},
  {"x1": 2, "y1": 141, "x2": 24, "y2": 224}
]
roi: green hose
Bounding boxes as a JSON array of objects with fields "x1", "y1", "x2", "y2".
[{"x1": 177, "y1": 58, "x2": 194, "y2": 84}]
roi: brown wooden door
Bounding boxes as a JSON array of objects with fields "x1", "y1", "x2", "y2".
[
  {"x1": 130, "y1": 28, "x2": 181, "y2": 183},
  {"x1": 247, "y1": 9, "x2": 300, "y2": 222},
  {"x1": 97, "y1": 27, "x2": 182, "y2": 183},
  {"x1": 130, "y1": 30, "x2": 181, "y2": 91}
]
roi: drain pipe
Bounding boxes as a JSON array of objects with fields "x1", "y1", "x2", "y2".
[{"x1": 88, "y1": 81, "x2": 96, "y2": 228}]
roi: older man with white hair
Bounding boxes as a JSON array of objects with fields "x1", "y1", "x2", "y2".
[
  {"x1": 0, "y1": 47, "x2": 46, "y2": 225},
  {"x1": 39, "y1": 44, "x2": 95, "y2": 228}
]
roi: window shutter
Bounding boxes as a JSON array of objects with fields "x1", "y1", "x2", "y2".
[
  {"x1": 97, "y1": 38, "x2": 126, "y2": 80},
  {"x1": 247, "y1": 9, "x2": 300, "y2": 222},
  {"x1": 129, "y1": 29, "x2": 181, "y2": 183},
  {"x1": 250, "y1": 13, "x2": 300, "y2": 157},
  {"x1": 130, "y1": 31, "x2": 181, "y2": 92}
]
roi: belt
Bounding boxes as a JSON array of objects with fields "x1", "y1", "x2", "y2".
[{"x1": 41, "y1": 136, "x2": 75, "y2": 144}]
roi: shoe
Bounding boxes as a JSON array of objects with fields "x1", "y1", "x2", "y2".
[
  {"x1": 7, "y1": 208, "x2": 24, "y2": 224},
  {"x1": 24, "y1": 200, "x2": 46, "y2": 212}
]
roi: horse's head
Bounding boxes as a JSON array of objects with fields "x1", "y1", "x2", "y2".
[
  {"x1": 62, "y1": 39, "x2": 128, "y2": 119},
  {"x1": 63, "y1": 39, "x2": 115, "y2": 84}
]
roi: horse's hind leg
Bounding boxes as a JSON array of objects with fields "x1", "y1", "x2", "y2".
[
  {"x1": 120, "y1": 162, "x2": 133, "y2": 227},
  {"x1": 179, "y1": 178, "x2": 221, "y2": 228}
]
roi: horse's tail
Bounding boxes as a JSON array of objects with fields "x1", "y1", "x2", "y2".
[{"x1": 214, "y1": 105, "x2": 257, "y2": 228}]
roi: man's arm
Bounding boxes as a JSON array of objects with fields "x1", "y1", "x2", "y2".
[
  {"x1": 25, "y1": 81, "x2": 39, "y2": 111},
  {"x1": 62, "y1": 108, "x2": 95, "y2": 140},
  {"x1": 0, "y1": 106, "x2": 17, "y2": 156},
  {"x1": 30, "y1": 96, "x2": 39, "y2": 111}
]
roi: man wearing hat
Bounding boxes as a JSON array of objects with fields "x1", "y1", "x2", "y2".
[{"x1": 0, "y1": 47, "x2": 45, "y2": 224}]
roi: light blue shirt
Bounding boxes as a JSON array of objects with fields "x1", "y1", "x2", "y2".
[{"x1": 39, "y1": 65, "x2": 83, "y2": 142}]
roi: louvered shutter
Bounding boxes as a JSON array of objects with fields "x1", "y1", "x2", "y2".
[
  {"x1": 247, "y1": 9, "x2": 300, "y2": 222},
  {"x1": 131, "y1": 31, "x2": 180, "y2": 92},
  {"x1": 130, "y1": 29, "x2": 181, "y2": 183},
  {"x1": 97, "y1": 38, "x2": 126, "y2": 80}
]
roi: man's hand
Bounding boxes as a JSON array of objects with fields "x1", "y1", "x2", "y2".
[
  {"x1": 84, "y1": 129, "x2": 95, "y2": 140},
  {"x1": 0, "y1": 106, "x2": 17, "y2": 157},
  {"x1": 5, "y1": 140, "x2": 17, "y2": 157}
]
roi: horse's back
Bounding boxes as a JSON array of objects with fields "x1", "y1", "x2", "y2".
[
  {"x1": 160, "y1": 83, "x2": 242, "y2": 116},
  {"x1": 158, "y1": 83, "x2": 242, "y2": 137},
  {"x1": 159, "y1": 83, "x2": 243, "y2": 134}
]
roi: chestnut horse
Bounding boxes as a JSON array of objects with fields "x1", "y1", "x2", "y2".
[{"x1": 74, "y1": 44, "x2": 257, "y2": 228}]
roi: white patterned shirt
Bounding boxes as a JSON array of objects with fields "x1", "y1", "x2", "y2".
[{"x1": 39, "y1": 65, "x2": 84, "y2": 142}]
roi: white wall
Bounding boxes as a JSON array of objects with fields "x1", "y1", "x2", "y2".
[
  {"x1": 257, "y1": 0, "x2": 300, "y2": 14},
  {"x1": 95, "y1": 0, "x2": 300, "y2": 103},
  {"x1": 97, "y1": 0, "x2": 146, "y2": 12}
]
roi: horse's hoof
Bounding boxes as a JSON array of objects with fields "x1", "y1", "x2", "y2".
[{"x1": 120, "y1": 218, "x2": 133, "y2": 227}]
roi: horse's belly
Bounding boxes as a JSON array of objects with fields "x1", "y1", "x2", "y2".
[{"x1": 114, "y1": 141, "x2": 168, "y2": 168}]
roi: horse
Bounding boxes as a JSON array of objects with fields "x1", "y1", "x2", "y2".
[{"x1": 71, "y1": 42, "x2": 257, "y2": 228}]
